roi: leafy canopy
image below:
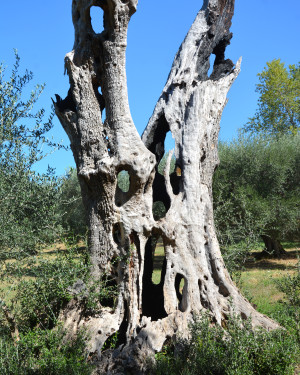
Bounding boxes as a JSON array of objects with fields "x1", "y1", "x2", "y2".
[
  {"x1": 243, "y1": 59, "x2": 300, "y2": 135},
  {"x1": 213, "y1": 133, "x2": 300, "y2": 260},
  {"x1": 0, "y1": 52, "x2": 61, "y2": 257}
]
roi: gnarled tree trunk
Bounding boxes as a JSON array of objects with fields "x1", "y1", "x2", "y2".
[
  {"x1": 55, "y1": 0, "x2": 279, "y2": 373},
  {"x1": 261, "y1": 234, "x2": 287, "y2": 257}
]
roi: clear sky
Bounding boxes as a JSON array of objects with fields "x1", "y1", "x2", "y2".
[{"x1": 0, "y1": 0, "x2": 299, "y2": 175}]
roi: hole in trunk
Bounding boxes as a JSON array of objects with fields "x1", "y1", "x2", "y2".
[
  {"x1": 159, "y1": 132, "x2": 181, "y2": 196},
  {"x1": 102, "y1": 301, "x2": 128, "y2": 351},
  {"x1": 142, "y1": 236, "x2": 167, "y2": 320},
  {"x1": 164, "y1": 131, "x2": 175, "y2": 152},
  {"x1": 152, "y1": 237, "x2": 165, "y2": 285},
  {"x1": 241, "y1": 312, "x2": 248, "y2": 321},
  {"x1": 147, "y1": 113, "x2": 170, "y2": 164},
  {"x1": 198, "y1": 279, "x2": 209, "y2": 309},
  {"x1": 117, "y1": 170, "x2": 130, "y2": 193},
  {"x1": 99, "y1": 276, "x2": 118, "y2": 307},
  {"x1": 90, "y1": 6, "x2": 104, "y2": 33},
  {"x1": 130, "y1": 231, "x2": 142, "y2": 309},
  {"x1": 157, "y1": 149, "x2": 175, "y2": 175},
  {"x1": 208, "y1": 54, "x2": 215, "y2": 77},
  {"x1": 209, "y1": 256, "x2": 230, "y2": 298},
  {"x1": 115, "y1": 169, "x2": 134, "y2": 206},
  {"x1": 112, "y1": 223, "x2": 123, "y2": 245},
  {"x1": 157, "y1": 145, "x2": 181, "y2": 196},
  {"x1": 115, "y1": 300, "x2": 128, "y2": 346},
  {"x1": 175, "y1": 273, "x2": 188, "y2": 312},
  {"x1": 96, "y1": 87, "x2": 105, "y2": 120},
  {"x1": 153, "y1": 201, "x2": 166, "y2": 221},
  {"x1": 152, "y1": 174, "x2": 170, "y2": 218},
  {"x1": 101, "y1": 108, "x2": 106, "y2": 123}
]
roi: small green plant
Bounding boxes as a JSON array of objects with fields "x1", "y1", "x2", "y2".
[
  {"x1": 102, "y1": 331, "x2": 119, "y2": 351},
  {"x1": 83, "y1": 274, "x2": 118, "y2": 312}
]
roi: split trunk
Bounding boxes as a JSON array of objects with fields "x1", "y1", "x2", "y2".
[{"x1": 55, "y1": 0, "x2": 279, "y2": 373}]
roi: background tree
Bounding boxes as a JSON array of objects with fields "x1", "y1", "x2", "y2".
[
  {"x1": 54, "y1": 1, "x2": 278, "y2": 372},
  {"x1": 213, "y1": 133, "x2": 300, "y2": 258},
  {"x1": 243, "y1": 59, "x2": 300, "y2": 135},
  {"x1": 0, "y1": 52, "x2": 60, "y2": 258},
  {"x1": 58, "y1": 167, "x2": 87, "y2": 237}
]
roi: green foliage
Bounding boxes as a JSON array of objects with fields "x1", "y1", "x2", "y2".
[
  {"x1": 102, "y1": 331, "x2": 119, "y2": 351},
  {"x1": 58, "y1": 167, "x2": 87, "y2": 236},
  {"x1": 1, "y1": 241, "x2": 90, "y2": 331},
  {"x1": 153, "y1": 313, "x2": 299, "y2": 375},
  {"x1": 274, "y1": 259, "x2": 300, "y2": 342},
  {"x1": 0, "y1": 326, "x2": 93, "y2": 375},
  {"x1": 243, "y1": 59, "x2": 300, "y2": 135},
  {"x1": 213, "y1": 133, "x2": 300, "y2": 264},
  {"x1": 0, "y1": 237, "x2": 99, "y2": 374},
  {"x1": 0, "y1": 51, "x2": 61, "y2": 258}
]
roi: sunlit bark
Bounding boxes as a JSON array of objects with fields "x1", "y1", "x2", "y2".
[{"x1": 55, "y1": 0, "x2": 279, "y2": 372}]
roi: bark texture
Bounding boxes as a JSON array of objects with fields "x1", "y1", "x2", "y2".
[{"x1": 55, "y1": 0, "x2": 279, "y2": 373}]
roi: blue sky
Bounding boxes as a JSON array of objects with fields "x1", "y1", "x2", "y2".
[{"x1": 0, "y1": 0, "x2": 299, "y2": 175}]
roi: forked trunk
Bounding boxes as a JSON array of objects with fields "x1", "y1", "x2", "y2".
[{"x1": 55, "y1": 0, "x2": 279, "y2": 373}]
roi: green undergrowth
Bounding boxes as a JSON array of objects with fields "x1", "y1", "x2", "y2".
[
  {"x1": 0, "y1": 239, "x2": 299, "y2": 374},
  {"x1": 0, "y1": 238, "x2": 97, "y2": 374},
  {"x1": 0, "y1": 326, "x2": 93, "y2": 375},
  {"x1": 152, "y1": 312, "x2": 299, "y2": 375}
]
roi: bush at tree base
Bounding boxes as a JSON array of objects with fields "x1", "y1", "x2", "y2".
[{"x1": 152, "y1": 312, "x2": 299, "y2": 375}]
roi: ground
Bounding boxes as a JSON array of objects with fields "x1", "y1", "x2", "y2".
[{"x1": 1, "y1": 240, "x2": 299, "y2": 325}]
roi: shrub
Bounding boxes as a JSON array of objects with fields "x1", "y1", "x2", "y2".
[
  {"x1": 152, "y1": 313, "x2": 299, "y2": 375},
  {"x1": 0, "y1": 239, "x2": 90, "y2": 331},
  {"x1": 273, "y1": 259, "x2": 300, "y2": 343},
  {"x1": 0, "y1": 326, "x2": 93, "y2": 375}
]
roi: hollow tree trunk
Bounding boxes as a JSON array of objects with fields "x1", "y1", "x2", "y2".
[
  {"x1": 261, "y1": 234, "x2": 287, "y2": 257},
  {"x1": 54, "y1": 0, "x2": 279, "y2": 373}
]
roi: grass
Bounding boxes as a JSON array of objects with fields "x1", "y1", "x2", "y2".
[
  {"x1": 2, "y1": 239, "x2": 299, "y2": 312},
  {"x1": 152, "y1": 240, "x2": 165, "y2": 284},
  {"x1": 239, "y1": 244, "x2": 299, "y2": 316},
  {"x1": 0, "y1": 239, "x2": 86, "y2": 309}
]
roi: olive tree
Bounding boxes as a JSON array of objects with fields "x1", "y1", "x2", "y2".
[
  {"x1": 0, "y1": 52, "x2": 60, "y2": 259},
  {"x1": 54, "y1": 1, "x2": 278, "y2": 372},
  {"x1": 214, "y1": 134, "x2": 300, "y2": 259}
]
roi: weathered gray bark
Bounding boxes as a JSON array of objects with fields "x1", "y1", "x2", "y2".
[{"x1": 55, "y1": 0, "x2": 279, "y2": 373}]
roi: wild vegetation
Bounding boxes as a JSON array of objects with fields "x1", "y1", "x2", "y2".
[{"x1": 0, "y1": 51, "x2": 299, "y2": 374}]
